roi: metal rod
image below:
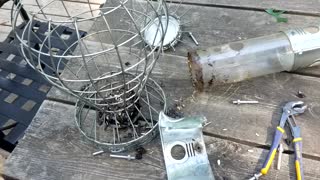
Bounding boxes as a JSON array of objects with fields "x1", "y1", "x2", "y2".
[{"x1": 188, "y1": 32, "x2": 199, "y2": 46}]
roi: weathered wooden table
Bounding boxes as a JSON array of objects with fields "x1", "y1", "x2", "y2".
[{"x1": 3, "y1": 0, "x2": 320, "y2": 179}]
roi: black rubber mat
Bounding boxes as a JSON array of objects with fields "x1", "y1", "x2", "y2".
[{"x1": 0, "y1": 21, "x2": 86, "y2": 152}]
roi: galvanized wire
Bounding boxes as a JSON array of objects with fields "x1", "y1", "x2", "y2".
[
  {"x1": 12, "y1": 0, "x2": 169, "y2": 151},
  {"x1": 149, "y1": 0, "x2": 197, "y2": 51}
]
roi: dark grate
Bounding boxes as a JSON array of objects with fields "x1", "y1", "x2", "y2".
[{"x1": 0, "y1": 21, "x2": 86, "y2": 152}]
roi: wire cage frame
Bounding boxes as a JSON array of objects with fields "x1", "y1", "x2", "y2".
[
  {"x1": 11, "y1": 0, "x2": 170, "y2": 152},
  {"x1": 75, "y1": 78, "x2": 166, "y2": 152},
  {"x1": 143, "y1": 0, "x2": 199, "y2": 51}
]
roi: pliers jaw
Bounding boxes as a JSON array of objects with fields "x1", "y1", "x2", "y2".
[
  {"x1": 283, "y1": 101, "x2": 307, "y2": 116},
  {"x1": 283, "y1": 101, "x2": 306, "y2": 139}
]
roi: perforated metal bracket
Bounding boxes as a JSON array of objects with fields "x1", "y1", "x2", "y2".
[{"x1": 159, "y1": 112, "x2": 214, "y2": 180}]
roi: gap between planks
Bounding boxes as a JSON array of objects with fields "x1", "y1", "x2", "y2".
[
  {"x1": 164, "y1": 0, "x2": 320, "y2": 17},
  {"x1": 203, "y1": 131, "x2": 320, "y2": 162},
  {"x1": 44, "y1": 98, "x2": 320, "y2": 163},
  {"x1": 5, "y1": 100, "x2": 320, "y2": 179},
  {"x1": 1, "y1": 0, "x2": 319, "y2": 163}
]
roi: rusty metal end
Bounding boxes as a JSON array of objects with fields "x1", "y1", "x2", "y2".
[{"x1": 188, "y1": 50, "x2": 204, "y2": 92}]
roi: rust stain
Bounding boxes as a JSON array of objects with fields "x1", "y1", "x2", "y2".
[
  {"x1": 193, "y1": 141, "x2": 202, "y2": 153},
  {"x1": 188, "y1": 51, "x2": 204, "y2": 92}
]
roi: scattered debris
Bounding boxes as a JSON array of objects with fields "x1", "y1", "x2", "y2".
[
  {"x1": 97, "y1": 89, "x2": 140, "y2": 128},
  {"x1": 265, "y1": 8, "x2": 288, "y2": 23},
  {"x1": 166, "y1": 107, "x2": 184, "y2": 118},
  {"x1": 296, "y1": 91, "x2": 306, "y2": 98},
  {"x1": 135, "y1": 153, "x2": 143, "y2": 160},
  {"x1": 166, "y1": 98, "x2": 186, "y2": 118},
  {"x1": 136, "y1": 146, "x2": 147, "y2": 155},
  {"x1": 124, "y1": 62, "x2": 131, "y2": 66},
  {"x1": 209, "y1": 144, "x2": 214, "y2": 149},
  {"x1": 248, "y1": 149, "x2": 254, "y2": 153},
  {"x1": 135, "y1": 146, "x2": 147, "y2": 160},
  {"x1": 174, "y1": 97, "x2": 185, "y2": 108}
]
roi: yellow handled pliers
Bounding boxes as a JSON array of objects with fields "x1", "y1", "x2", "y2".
[{"x1": 250, "y1": 101, "x2": 307, "y2": 180}]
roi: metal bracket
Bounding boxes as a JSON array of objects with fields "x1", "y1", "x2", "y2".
[{"x1": 159, "y1": 112, "x2": 214, "y2": 180}]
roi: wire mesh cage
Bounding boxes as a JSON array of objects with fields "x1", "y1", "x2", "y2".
[
  {"x1": 11, "y1": 0, "x2": 169, "y2": 152},
  {"x1": 145, "y1": 0, "x2": 198, "y2": 51}
]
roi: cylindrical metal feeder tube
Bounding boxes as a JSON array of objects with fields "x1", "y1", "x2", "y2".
[{"x1": 188, "y1": 26, "x2": 320, "y2": 91}]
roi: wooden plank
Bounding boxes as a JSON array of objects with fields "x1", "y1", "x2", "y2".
[
  {"x1": 90, "y1": 2, "x2": 320, "y2": 56},
  {"x1": 3, "y1": 0, "x2": 320, "y2": 160},
  {"x1": 0, "y1": 9, "x2": 96, "y2": 34},
  {"x1": 1, "y1": 0, "x2": 101, "y2": 21},
  {"x1": 0, "y1": 9, "x2": 11, "y2": 26},
  {"x1": 1, "y1": 0, "x2": 102, "y2": 9},
  {"x1": 0, "y1": 25, "x2": 11, "y2": 42},
  {"x1": 4, "y1": 100, "x2": 320, "y2": 179},
  {"x1": 1, "y1": 0, "x2": 102, "y2": 7},
  {"x1": 89, "y1": 2, "x2": 320, "y2": 76},
  {"x1": 5, "y1": 0, "x2": 318, "y2": 15},
  {"x1": 46, "y1": 39, "x2": 320, "y2": 158},
  {"x1": 167, "y1": 0, "x2": 320, "y2": 15},
  {"x1": 183, "y1": 72, "x2": 320, "y2": 158},
  {"x1": 66, "y1": 0, "x2": 104, "y2": 4},
  {"x1": 3, "y1": 1, "x2": 319, "y2": 74},
  {"x1": 203, "y1": 136, "x2": 320, "y2": 180}
]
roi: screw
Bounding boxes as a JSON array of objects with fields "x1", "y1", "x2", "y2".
[
  {"x1": 92, "y1": 150, "x2": 105, "y2": 156},
  {"x1": 204, "y1": 122, "x2": 212, "y2": 127},
  {"x1": 249, "y1": 173, "x2": 262, "y2": 180},
  {"x1": 232, "y1": 99, "x2": 259, "y2": 105},
  {"x1": 188, "y1": 32, "x2": 199, "y2": 46},
  {"x1": 277, "y1": 144, "x2": 284, "y2": 170},
  {"x1": 110, "y1": 154, "x2": 136, "y2": 160}
]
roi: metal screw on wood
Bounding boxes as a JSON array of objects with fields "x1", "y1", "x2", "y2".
[
  {"x1": 277, "y1": 144, "x2": 284, "y2": 170},
  {"x1": 188, "y1": 32, "x2": 199, "y2": 46},
  {"x1": 92, "y1": 150, "x2": 105, "y2": 156},
  {"x1": 110, "y1": 154, "x2": 136, "y2": 160},
  {"x1": 232, "y1": 100, "x2": 259, "y2": 105},
  {"x1": 249, "y1": 173, "x2": 262, "y2": 180}
]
